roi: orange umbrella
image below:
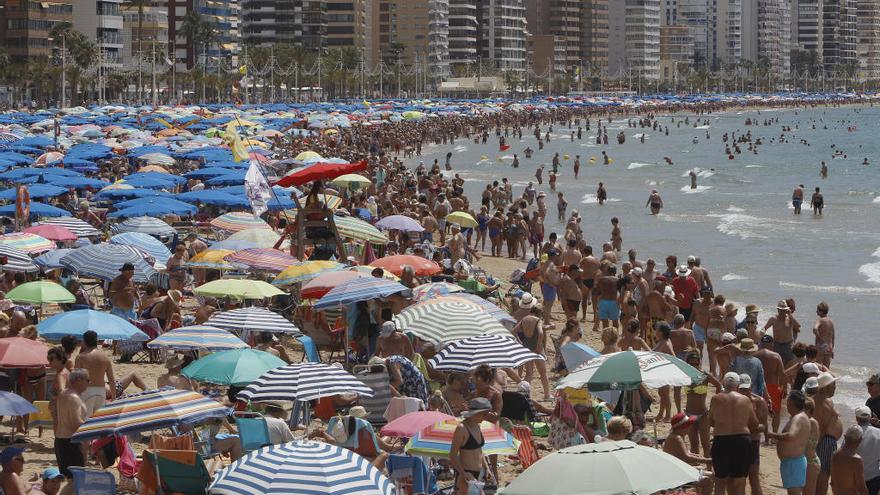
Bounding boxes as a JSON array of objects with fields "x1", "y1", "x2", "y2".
[{"x1": 370, "y1": 255, "x2": 441, "y2": 277}]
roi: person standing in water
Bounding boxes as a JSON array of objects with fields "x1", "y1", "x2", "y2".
[
  {"x1": 597, "y1": 182, "x2": 607, "y2": 205},
  {"x1": 690, "y1": 170, "x2": 698, "y2": 190},
  {"x1": 820, "y1": 161, "x2": 828, "y2": 178},
  {"x1": 646, "y1": 190, "x2": 664, "y2": 215},
  {"x1": 811, "y1": 187, "x2": 824, "y2": 215},
  {"x1": 792, "y1": 185, "x2": 805, "y2": 215}
]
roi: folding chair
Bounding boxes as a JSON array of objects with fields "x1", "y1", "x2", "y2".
[
  {"x1": 354, "y1": 364, "x2": 394, "y2": 427},
  {"x1": 510, "y1": 425, "x2": 540, "y2": 469},
  {"x1": 30, "y1": 401, "x2": 52, "y2": 437},
  {"x1": 141, "y1": 449, "x2": 213, "y2": 495},
  {"x1": 235, "y1": 414, "x2": 270, "y2": 453},
  {"x1": 68, "y1": 467, "x2": 116, "y2": 495},
  {"x1": 298, "y1": 335, "x2": 320, "y2": 363}
]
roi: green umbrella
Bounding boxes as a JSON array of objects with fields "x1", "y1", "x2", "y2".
[
  {"x1": 556, "y1": 350, "x2": 705, "y2": 392},
  {"x1": 6, "y1": 281, "x2": 75, "y2": 304},
  {"x1": 181, "y1": 348, "x2": 286, "y2": 386},
  {"x1": 193, "y1": 279, "x2": 286, "y2": 300}
]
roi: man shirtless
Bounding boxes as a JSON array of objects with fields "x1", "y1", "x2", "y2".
[
  {"x1": 764, "y1": 300, "x2": 797, "y2": 366},
  {"x1": 739, "y1": 374, "x2": 769, "y2": 495},
  {"x1": 768, "y1": 390, "x2": 812, "y2": 495},
  {"x1": 813, "y1": 302, "x2": 835, "y2": 368},
  {"x1": 620, "y1": 320, "x2": 650, "y2": 352},
  {"x1": 600, "y1": 243, "x2": 617, "y2": 265},
  {"x1": 663, "y1": 414, "x2": 714, "y2": 494},
  {"x1": 830, "y1": 426, "x2": 869, "y2": 495},
  {"x1": 74, "y1": 330, "x2": 115, "y2": 416},
  {"x1": 108, "y1": 263, "x2": 137, "y2": 320},
  {"x1": 433, "y1": 198, "x2": 450, "y2": 245},
  {"x1": 815, "y1": 372, "x2": 844, "y2": 495},
  {"x1": 561, "y1": 239, "x2": 582, "y2": 267},
  {"x1": 792, "y1": 184, "x2": 805, "y2": 214},
  {"x1": 627, "y1": 249, "x2": 644, "y2": 269},
  {"x1": 645, "y1": 190, "x2": 663, "y2": 215},
  {"x1": 579, "y1": 246, "x2": 601, "y2": 325},
  {"x1": 558, "y1": 265, "x2": 583, "y2": 320},
  {"x1": 669, "y1": 314, "x2": 696, "y2": 413},
  {"x1": 755, "y1": 334, "x2": 788, "y2": 437},
  {"x1": 0, "y1": 447, "x2": 28, "y2": 495},
  {"x1": 596, "y1": 265, "x2": 620, "y2": 329},
  {"x1": 691, "y1": 289, "x2": 712, "y2": 356},
  {"x1": 709, "y1": 372, "x2": 760, "y2": 495},
  {"x1": 447, "y1": 223, "x2": 466, "y2": 265},
  {"x1": 375, "y1": 321, "x2": 415, "y2": 360},
  {"x1": 420, "y1": 210, "x2": 438, "y2": 244},
  {"x1": 687, "y1": 256, "x2": 713, "y2": 291},
  {"x1": 644, "y1": 276, "x2": 676, "y2": 341}
]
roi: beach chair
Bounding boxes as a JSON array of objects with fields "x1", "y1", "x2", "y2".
[
  {"x1": 387, "y1": 454, "x2": 437, "y2": 495},
  {"x1": 68, "y1": 467, "x2": 116, "y2": 495},
  {"x1": 141, "y1": 449, "x2": 212, "y2": 495},
  {"x1": 510, "y1": 425, "x2": 539, "y2": 469},
  {"x1": 298, "y1": 335, "x2": 320, "y2": 363},
  {"x1": 235, "y1": 415, "x2": 270, "y2": 453},
  {"x1": 30, "y1": 401, "x2": 52, "y2": 437},
  {"x1": 500, "y1": 391, "x2": 535, "y2": 424},
  {"x1": 149, "y1": 432, "x2": 195, "y2": 451},
  {"x1": 354, "y1": 364, "x2": 394, "y2": 427}
]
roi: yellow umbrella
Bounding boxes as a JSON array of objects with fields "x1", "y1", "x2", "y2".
[
  {"x1": 295, "y1": 195, "x2": 344, "y2": 211},
  {"x1": 241, "y1": 139, "x2": 269, "y2": 148},
  {"x1": 273, "y1": 260, "x2": 344, "y2": 286},
  {"x1": 194, "y1": 279, "x2": 285, "y2": 300},
  {"x1": 331, "y1": 174, "x2": 371, "y2": 188},
  {"x1": 446, "y1": 211, "x2": 478, "y2": 229},
  {"x1": 295, "y1": 151, "x2": 322, "y2": 161},
  {"x1": 186, "y1": 249, "x2": 235, "y2": 269},
  {"x1": 324, "y1": 129, "x2": 339, "y2": 135}
]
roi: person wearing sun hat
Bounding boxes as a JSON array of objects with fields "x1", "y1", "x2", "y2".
[
  {"x1": 662, "y1": 412, "x2": 715, "y2": 492},
  {"x1": 763, "y1": 299, "x2": 797, "y2": 366},
  {"x1": 157, "y1": 355, "x2": 193, "y2": 390},
  {"x1": 814, "y1": 371, "x2": 843, "y2": 493},
  {"x1": 450, "y1": 398, "x2": 494, "y2": 494},
  {"x1": 729, "y1": 338, "x2": 766, "y2": 398}
]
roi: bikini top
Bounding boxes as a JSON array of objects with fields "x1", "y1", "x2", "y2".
[
  {"x1": 684, "y1": 383, "x2": 709, "y2": 396},
  {"x1": 461, "y1": 422, "x2": 485, "y2": 450}
]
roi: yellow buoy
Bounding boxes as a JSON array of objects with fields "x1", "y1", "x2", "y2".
[
  {"x1": 480, "y1": 155, "x2": 488, "y2": 161},
  {"x1": 496, "y1": 157, "x2": 503, "y2": 162},
  {"x1": 563, "y1": 154, "x2": 570, "y2": 160}
]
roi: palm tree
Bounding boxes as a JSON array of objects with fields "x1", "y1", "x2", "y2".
[{"x1": 68, "y1": 34, "x2": 98, "y2": 104}]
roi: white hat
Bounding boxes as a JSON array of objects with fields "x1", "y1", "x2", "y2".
[
  {"x1": 803, "y1": 376, "x2": 820, "y2": 391},
  {"x1": 802, "y1": 362, "x2": 821, "y2": 374},
  {"x1": 738, "y1": 373, "x2": 752, "y2": 389},
  {"x1": 676, "y1": 265, "x2": 691, "y2": 277},
  {"x1": 519, "y1": 293, "x2": 537, "y2": 309},
  {"x1": 687, "y1": 255, "x2": 697, "y2": 263},
  {"x1": 722, "y1": 372, "x2": 740, "y2": 388},
  {"x1": 632, "y1": 267, "x2": 643, "y2": 277},
  {"x1": 380, "y1": 321, "x2": 396, "y2": 337},
  {"x1": 721, "y1": 332, "x2": 737, "y2": 344},
  {"x1": 855, "y1": 405, "x2": 872, "y2": 419},
  {"x1": 817, "y1": 372, "x2": 837, "y2": 389},
  {"x1": 776, "y1": 300, "x2": 791, "y2": 312}
]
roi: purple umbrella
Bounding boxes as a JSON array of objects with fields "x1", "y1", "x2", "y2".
[
  {"x1": 0, "y1": 391, "x2": 38, "y2": 416},
  {"x1": 375, "y1": 214, "x2": 425, "y2": 232}
]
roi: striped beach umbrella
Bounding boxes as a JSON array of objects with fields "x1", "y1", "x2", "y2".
[
  {"x1": 313, "y1": 277, "x2": 411, "y2": 310},
  {"x1": 181, "y1": 349, "x2": 286, "y2": 386},
  {"x1": 0, "y1": 232, "x2": 55, "y2": 254},
  {"x1": 405, "y1": 420, "x2": 520, "y2": 457},
  {"x1": 110, "y1": 232, "x2": 173, "y2": 264},
  {"x1": 332, "y1": 215, "x2": 387, "y2": 243},
  {"x1": 428, "y1": 335, "x2": 543, "y2": 372},
  {"x1": 370, "y1": 255, "x2": 441, "y2": 277},
  {"x1": 224, "y1": 248, "x2": 297, "y2": 273},
  {"x1": 110, "y1": 216, "x2": 176, "y2": 238},
  {"x1": 194, "y1": 279, "x2": 285, "y2": 300},
  {"x1": 207, "y1": 307, "x2": 301, "y2": 336},
  {"x1": 33, "y1": 248, "x2": 74, "y2": 271},
  {"x1": 349, "y1": 265, "x2": 400, "y2": 281},
  {"x1": 36, "y1": 217, "x2": 100, "y2": 238},
  {"x1": 147, "y1": 325, "x2": 248, "y2": 352},
  {"x1": 273, "y1": 260, "x2": 344, "y2": 286},
  {"x1": 24, "y1": 223, "x2": 77, "y2": 242},
  {"x1": 185, "y1": 249, "x2": 235, "y2": 269},
  {"x1": 556, "y1": 350, "x2": 706, "y2": 392},
  {"x1": 209, "y1": 441, "x2": 394, "y2": 495},
  {"x1": 300, "y1": 270, "x2": 370, "y2": 299},
  {"x1": 0, "y1": 245, "x2": 40, "y2": 273},
  {"x1": 211, "y1": 212, "x2": 270, "y2": 233},
  {"x1": 71, "y1": 387, "x2": 231, "y2": 442},
  {"x1": 393, "y1": 298, "x2": 510, "y2": 345},
  {"x1": 442, "y1": 293, "x2": 516, "y2": 329},
  {"x1": 237, "y1": 362, "x2": 374, "y2": 402},
  {"x1": 59, "y1": 243, "x2": 157, "y2": 282},
  {"x1": 295, "y1": 193, "x2": 344, "y2": 210},
  {"x1": 222, "y1": 228, "x2": 281, "y2": 248},
  {"x1": 411, "y1": 282, "x2": 466, "y2": 301}
]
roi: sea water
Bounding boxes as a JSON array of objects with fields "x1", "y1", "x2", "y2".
[{"x1": 416, "y1": 104, "x2": 880, "y2": 411}]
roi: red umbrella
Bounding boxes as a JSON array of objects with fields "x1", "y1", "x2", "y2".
[
  {"x1": 274, "y1": 160, "x2": 368, "y2": 187},
  {"x1": 0, "y1": 337, "x2": 49, "y2": 368},
  {"x1": 380, "y1": 410, "x2": 456, "y2": 437},
  {"x1": 301, "y1": 270, "x2": 370, "y2": 299},
  {"x1": 24, "y1": 224, "x2": 77, "y2": 242},
  {"x1": 370, "y1": 255, "x2": 441, "y2": 277}
]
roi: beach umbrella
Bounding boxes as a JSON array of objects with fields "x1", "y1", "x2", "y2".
[
  {"x1": 209, "y1": 441, "x2": 394, "y2": 495},
  {"x1": 183, "y1": 167, "x2": 241, "y2": 179},
  {"x1": 393, "y1": 298, "x2": 510, "y2": 345},
  {"x1": 0, "y1": 183, "x2": 68, "y2": 200},
  {"x1": 138, "y1": 165, "x2": 171, "y2": 174},
  {"x1": 0, "y1": 245, "x2": 40, "y2": 273},
  {"x1": 375, "y1": 214, "x2": 424, "y2": 232},
  {"x1": 138, "y1": 153, "x2": 176, "y2": 166},
  {"x1": 24, "y1": 223, "x2": 77, "y2": 241},
  {"x1": 428, "y1": 335, "x2": 544, "y2": 372},
  {"x1": 211, "y1": 212, "x2": 270, "y2": 233},
  {"x1": 275, "y1": 159, "x2": 368, "y2": 187},
  {"x1": 313, "y1": 277, "x2": 411, "y2": 310},
  {"x1": 37, "y1": 217, "x2": 100, "y2": 238},
  {"x1": 370, "y1": 255, "x2": 441, "y2": 277},
  {"x1": 446, "y1": 211, "x2": 478, "y2": 229},
  {"x1": 332, "y1": 215, "x2": 387, "y2": 243},
  {"x1": 348, "y1": 265, "x2": 400, "y2": 281},
  {"x1": 380, "y1": 411, "x2": 456, "y2": 438},
  {"x1": 294, "y1": 150, "x2": 323, "y2": 162},
  {"x1": 498, "y1": 440, "x2": 700, "y2": 495},
  {"x1": 273, "y1": 260, "x2": 344, "y2": 286},
  {"x1": 0, "y1": 337, "x2": 49, "y2": 367},
  {"x1": 147, "y1": 325, "x2": 248, "y2": 352},
  {"x1": 300, "y1": 270, "x2": 370, "y2": 299},
  {"x1": 44, "y1": 175, "x2": 109, "y2": 190},
  {"x1": 33, "y1": 248, "x2": 74, "y2": 270},
  {"x1": 194, "y1": 279, "x2": 286, "y2": 300},
  {"x1": 109, "y1": 197, "x2": 197, "y2": 218},
  {"x1": 0, "y1": 201, "x2": 69, "y2": 218},
  {"x1": 59, "y1": 243, "x2": 157, "y2": 282},
  {"x1": 556, "y1": 350, "x2": 706, "y2": 392},
  {"x1": 224, "y1": 248, "x2": 297, "y2": 273},
  {"x1": 109, "y1": 232, "x2": 173, "y2": 264},
  {"x1": 405, "y1": 420, "x2": 519, "y2": 457},
  {"x1": 186, "y1": 249, "x2": 236, "y2": 269},
  {"x1": 237, "y1": 362, "x2": 374, "y2": 402},
  {"x1": 110, "y1": 216, "x2": 176, "y2": 238},
  {"x1": 402, "y1": 111, "x2": 424, "y2": 120},
  {"x1": 177, "y1": 190, "x2": 250, "y2": 208},
  {"x1": 206, "y1": 307, "x2": 301, "y2": 336},
  {"x1": 119, "y1": 176, "x2": 175, "y2": 190},
  {"x1": 296, "y1": 194, "x2": 344, "y2": 210},
  {"x1": 0, "y1": 233, "x2": 55, "y2": 254},
  {"x1": 38, "y1": 309, "x2": 149, "y2": 341},
  {"x1": 0, "y1": 390, "x2": 38, "y2": 416},
  {"x1": 560, "y1": 343, "x2": 601, "y2": 371},
  {"x1": 223, "y1": 228, "x2": 280, "y2": 248},
  {"x1": 71, "y1": 388, "x2": 231, "y2": 442},
  {"x1": 95, "y1": 186, "x2": 167, "y2": 200},
  {"x1": 441, "y1": 293, "x2": 516, "y2": 329},
  {"x1": 411, "y1": 282, "x2": 466, "y2": 301},
  {"x1": 180, "y1": 348, "x2": 286, "y2": 386},
  {"x1": 5, "y1": 281, "x2": 75, "y2": 304},
  {"x1": 330, "y1": 173, "x2": 371, "y2": 189}
]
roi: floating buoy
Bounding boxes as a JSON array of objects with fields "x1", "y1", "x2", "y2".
[
  {"x1": 563, "y1": 154, "x2": 570, "y2": 160},
  {"x1": 496, "y1": 157, "x2": 504, "y2": 162},
  {"x1": 480, "y1": 155, "x2": 488, "y2": 161}
]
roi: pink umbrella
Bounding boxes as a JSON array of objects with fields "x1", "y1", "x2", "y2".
[
  {"x1": 24, "y1": 224, "x2": 77, "y2": 242},
  {"x1": 380, "y1": 410, "x2": 455, "y2": 438},
  {"x1": 0, "y1": 337, "x2": 49, "y2": 368},
  {"x1": 301, "y1": 270, "x2": 370, "y2": 299}
]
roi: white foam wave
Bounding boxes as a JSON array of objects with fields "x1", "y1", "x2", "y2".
[
  {"x1": 681, "y1": 168, "x2": 714, "y2": 178},
  {"x1": 872, "y1": 196, "x2": 880, "y2": 204},
  {"x1": 681, "y1": 185, "x2": 713, "y2": 194},
  {"x1": 580, "y1": 193, "x2": 621, "y2": 204},
  {"x1": 707, "y1": 213, "x2": 770, "y2": 240},
  {"x1": 745, "y1": 164, "x2": 763, "y2": 168},
  {"x1": 727, "y1": 206, "x2": 745, "y2": 213},
  {"x1": 633, "y1": 133, "x2": 647, "y2": 139},
  {"x1": 780, "y1": 281, "x2": 880, "y2": 295},
  {"x1": 628, "y1": 162, "x2": 655, "y2": 170},
  {"x1": 454, "y1": 145, "x2": 468, "y2": 152},
  {"x1": 695, "y1": 125, "x2": 710, "y2": 129},
  {"x1": 858, "y1": 261, "x2": 880, "y2": 285},
  {"x1": 722, "y1": 273, "x2": 749, "y2": 281}
]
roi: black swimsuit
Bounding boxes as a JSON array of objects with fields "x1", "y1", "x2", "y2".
[{"x1": 460, "y1": 422, "x2": 485, "y2": 478}]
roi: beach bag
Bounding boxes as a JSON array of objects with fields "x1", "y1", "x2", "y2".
[{"x1": 548, "y1": 414, "x2": 578, "y2": 450}]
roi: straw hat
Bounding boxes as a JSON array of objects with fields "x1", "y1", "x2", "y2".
[
  {"x1": 817, "y1": 372, "x2": 837, "y2": 389},
  {"x1": 745, "y1": 304, "x2": 759, "y2": 314},
  {"x1": 736, "y1": 338, "x2": 757, "y2": 353},
  {"x1": 776, "y1": 300, "x2": 790, "y2": 312},
  {"x1": 724, "y1": 303, "x2": 738, "y2": 316},
  {"x1": 348, "y1": 406, "x2": 369, "y2": 419}
]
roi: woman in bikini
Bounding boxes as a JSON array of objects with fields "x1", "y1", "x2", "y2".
[
  {"x1": 555, "y1": 319, "x2": 583, "y2": 373},
  {"x1": 450, "y1": 397, "x2": 493, "y2": 495},
  {"x1": 513, "y1": 307, "x2": 550, "y2": 400},
  {"x1": 683, "y1": 350, "x2": 722, "y2": 457},
  {"x1": 653, "y1": 322, "x2": 675, "y2": 422},
  {"x1": 469, "y1": 366, "x2": 502, "y2": 488},
  {"x1": 706, "y1": 294, "x2": 727, "y2": 376},
  {"x1": 803, "y1": 398, "x2": 821, "y2": 495}
]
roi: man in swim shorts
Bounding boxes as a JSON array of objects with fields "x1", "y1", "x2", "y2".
[
  {"x1": 768, "y1": 390, "x2": 811, "y2": 494},
  {"x1": 709, "y1": 372, "x2": 760, "y2": 495},
  {"x1": 596, "y1": 264, "x2": 620, "y2": 328},
  {"x1": 755, "y1": 334, "x2": 788, "y2": 435},
  {"x1": 792, "y1": 184, "x2": 804, "y2": 214},
  {"x1": 540, "y1": 249, "x2": 561, "y2": 326}
]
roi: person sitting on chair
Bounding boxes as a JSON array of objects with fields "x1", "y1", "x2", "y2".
[{"x1": 310, "y1": 406, "x2": 399, "y2": 468}]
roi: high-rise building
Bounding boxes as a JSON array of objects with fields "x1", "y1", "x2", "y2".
[
  {"x1": 120, "y1": 0, "x2": 169, "y2": 68},
  {"x1": 714, "y1": 0, "x2": 741, "y2": 67},
  {"x1": 72, "y1": 0, "x2": 124, "y2": 67},
  {"x1": 791, "y1": 0, "x2": 823, "y2": 58},
  {"x1": 749, "y1": 0, "x2": 790, "y2": 77},
  {"x1": 448, "y1": 0, "x2": 478, "y2": 75},
  {"x1": 0, "y1": 0, "x2": 74, "y2": 62},
  {"x1": 581, "y1": 0, "x2": 608, "y2": 78},
  {"x1": 526, "y1": 0, "x2": 607, "y2": 77},
  {"x1": 608, "y1": 0, "x2": 661, "y2": 80},
  {"x1": 427, "y1": 0, "x2": 450, "y2": 79},
  {"x1": 858, "y1": 0, "x2": 880, "y2": 80},
  {"x1": 822, "y1": 0, "x2": 857, "y2": 75},
  {"x1": 241, "y1": 0, "x2": 324, "y2": 49},
  {"x1": 660, "y1": 24, "x2": 694, "y2": 80},
  {"x1": 677, "y1": 0, "x2": 710, "y2": 67},
  {"x1": 477, "y1": 0, "x2": 527, "y2": 75},
  {"x1": 325, "y1": 0, "x2": 367, "y2": 53},
  {"x1": 169, "y1": 0, "x2": 240, "y2": 72},
  {"x1": 548, "y1": 0, "x2": 580, "y2": 69}
]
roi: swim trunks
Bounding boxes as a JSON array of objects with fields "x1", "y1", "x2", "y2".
[
  {"x1": 792, "y1": 198, "x2": 803, "y2": 208},
  {"x1": 767, "y1": 383, "x2": 783, "y2": 414},
  {"x1": 707, "y1": 327, "x2": 723, "y2": 342},
  {"x1": 82, "y1": 385, "x2": 106, "y2": 417},
  {"x1": 817, "y1": 434, "x2": 838, "y2": 474},
  {"x1": 583, "y1": 279, "x2": 595, "y2": 289},
  {"x1": 541, "y1": 283, "x2": 557, "y2": 304},
  {"x1": 567, "y1": 299, "x2": 581, "y2": 312},
  {"x1": 692, "y1": 323, "x2": 706, "y2": 343},
  {"x1": 651, "y1": 202, "x2": 661, "y2": 210},
  {"x1": 780, "y1": 455, "x2": 807, "y2": 488},
  {"x1": 679, "y1": 307, "x2": 692, "y2": 321},
  {"x1": 711, "y1": 433, "x2": 751, "y2": 478},
  {"x1": 775, "y1": 340, "x2": 795, "y2": 364},
  {"x1": 598, "y1": 299, "x2": 620, "y2": 321},
  {"x1": 750, "y1": 439, "x2": 761, "y2": 466}
]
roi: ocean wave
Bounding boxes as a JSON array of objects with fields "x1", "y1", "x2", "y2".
[
  {"x1": 780, "y1": 281, "x2": 880, "y2": 295},
  {"x1": 580, "y1": 193, "x2": 621, "y2": 204},
  {"x1": 708, "y1": 212, "x2": 771, "y2": 240},
  {"x1": 628, "y1": 162, "x2": 655, "y2": 170},
  {"x1": 847, "y1": 190, "x2": 875, "y2": 196},
  {"x1": 872, "y1": 197, "x2": 880, "y2": 204},
  {"x1": 745, "y1": 164, "x2": 763, "y2": 168},
  {"x1": 695, "y1": 125, "x2": 711, "y2": 129},
  {"x1": 857, "y1": 260, "x2": 880, "y2": 285},
  {"x1": 722, "y1": 273, "x2": 749, "y2": 281},
  {"x1": 727, "y1": 206, "x2": 745, "y2": 212},
  {"x1": 454, "y1": 145, "x2": 468, "y2": 152},
  {"x1": 680, "y1": 168, "x2": 715, "y2": 178},
  {"x1": 681, "y1": 185, "x2": 713, "y2": 194}
]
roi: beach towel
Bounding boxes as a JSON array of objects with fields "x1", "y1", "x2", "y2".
[{"x1": 510, "y1": 426, "x2": 539, "y2": 469}]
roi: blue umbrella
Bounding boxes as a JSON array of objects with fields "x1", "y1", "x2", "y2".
[
  {"x1": 116, "y1": 196, "x2": 196, "y2": 214},
  {"x1": 205, "y1": 173, "x2": 245, "y2": 186},
  {"x1": 110, "y1": 232, "x2": 172, "y2": 264},
  {"x1": 177, "y1": 189, "x2": 250, "y2": 207},
  {"x1": 203, "y1": 160, "x2": 248, "y2": 169},
  {"x1": 44, "y1": 175, "x2": 109, "y2": 190},
  {"x1": 0, "y1": 152, "x2": 35, "y2": 165},
  {"x1": 60, "y1": 243, "x2": 157, "y2": 283},
  {"x1": 33, "y1": 248, "x2": 75, "y2": 270},
  {"x1": 38, "y1": 309, "x2": 149, "y2": 341},
  {"x1": 313, "y1": 277, "x2": 411, "y2": 310},
  {"x1": 95, "y1": 187, "x2": 169, "y2": 200},
  {"x1": 0, "y1": 390, "x2": 38, "y2": 416},
  {"x1": 119, "y1": 176, "x2": 176, "y2": 190},
  {"x1": 0, "y1": 183, "x2": 68, "y2": 200},
  {"x1": 183, "y1": 167, "x2": 240, "y2": 179},
  {"x1": 0, "y1": 201, "x2": 69, "y2": 218},
  {"x1": 560, "y1": 342, "x2": 602, "y2": 371},
  {"x1": 0, "y1": 167, "x2": 80, "y2": 180},
  {"x1": 124, "y1": 172, "x2": 187, "y2": 185},
  {"x1": 47, "y1": 157, "x2": 98, "y2": 169},
  {"x1": 110, "y1": 216, "x2": 176, "y2": 238},
  {"x1": 108, "y1": 199, "x2": 196, "y2": 219}
]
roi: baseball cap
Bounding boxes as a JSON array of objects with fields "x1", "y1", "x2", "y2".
[
  {"x1": 802, "y1": 362, "x2": 820, "y2": 374},
  {"x1": 380, "y1": 321, "x2": 396, "y2": 338},
  {"x1": 738, "y1": 374, "x2": 752, "y2": 389},
  {"x1": 722, "y1": 372, "x2": 740, "y2": 388},
  {"x1": 42, "y1": 467, "x2": 65, "y2": 481},
  {"x1": 856, "y1": 406, "x2": 873, "y2": 419},
  {"x1": 0, "y1": 446, "x2": 24, "y2": 466},
  {"x1": 803, "y1": 376, "x2": 820, "y2": 391}
]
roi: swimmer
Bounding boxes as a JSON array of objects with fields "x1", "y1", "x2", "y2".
[{"x1": 646, "y1": 190, "x2": 663, "y2": 215}]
